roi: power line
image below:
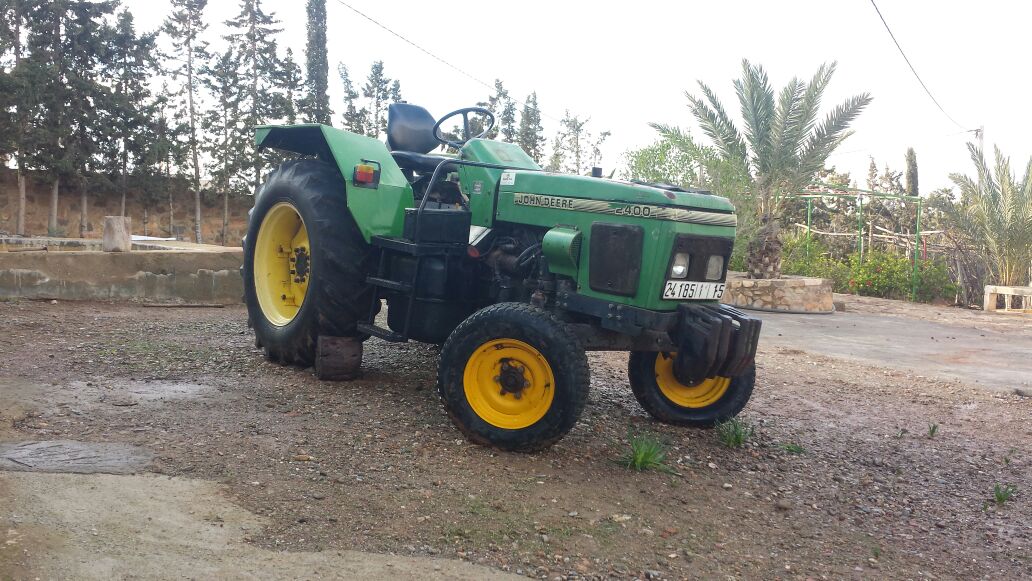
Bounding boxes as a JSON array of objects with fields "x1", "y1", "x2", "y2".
[
  {"x1": 868, "y1": 0, "x2": 967, "y2": 130},
  {"x1": 826, "y1": 129, "x2": 972, "y2": 160},
  {"x1": 331, "y1": 0, "x2": 560, "y2": 122}
]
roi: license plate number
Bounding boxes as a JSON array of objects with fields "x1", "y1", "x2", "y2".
[{"x1": 662, "y1": 281, "x2": 725, "y2": 300}]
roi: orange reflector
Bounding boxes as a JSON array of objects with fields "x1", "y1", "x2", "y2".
[
  {"x1": 467, "y1": 245, "x2": 481, "y2": 259},
  {"x1": 354, "y1": 164, "x2": 375, "y2": 183}
]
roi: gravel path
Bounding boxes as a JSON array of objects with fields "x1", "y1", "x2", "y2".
[{"x1": 0, "y1": 298, "x2": 1029, "y2": 579}]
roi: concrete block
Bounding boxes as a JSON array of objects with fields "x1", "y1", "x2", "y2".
[{"x1": 103, "y1": 217, "x2": 132, "y2": 252}]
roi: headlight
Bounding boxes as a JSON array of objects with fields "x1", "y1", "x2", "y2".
[
  {"x1": 670, "y1": 252, "x2": 690, "y2": 279},
  {"x1": 705, "y1": 255, "x2": 724, "y2": 280}
]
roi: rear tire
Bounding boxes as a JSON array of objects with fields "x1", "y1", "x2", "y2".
[
  {"x1": 438, "y1": 303, "x2": 590, "y2": 452},
  {"x1": 628, "y1": 351, "x2": 754, "y2": 426},
  {"x1": 243, "y1": 159, "x2": 374, "y2": 367}
]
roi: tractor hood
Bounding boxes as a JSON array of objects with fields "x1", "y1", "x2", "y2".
[{"x1": 498, "y1": 170, "x2": 736, "y2": 215}]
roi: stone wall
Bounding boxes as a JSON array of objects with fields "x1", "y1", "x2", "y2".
[
  {"x1": 0, "y1": 249, "x2": 243, "y2": 304},
  {"x1": 722, "y1": 273, "x2": 834, "y2": 314}
]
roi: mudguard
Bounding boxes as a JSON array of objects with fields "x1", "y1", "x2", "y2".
[{"x1": 255, "y1": 124, "x2": 414, "y2": 241}]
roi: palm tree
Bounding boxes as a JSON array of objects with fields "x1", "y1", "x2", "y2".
[
  {"x1": 656, "y1": 60, "x2": 871, "y2": 278},
  {"x1": 949, "y1": 144, "x2": 1032, "y2": 288}
]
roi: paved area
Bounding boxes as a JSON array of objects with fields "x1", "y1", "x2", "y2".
[{"x1": 761, "y1": 297, "x2": 1032, "y2": 393}]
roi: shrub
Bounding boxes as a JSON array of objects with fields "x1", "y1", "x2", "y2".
[
  {"x1": 781, "y1": 236, "x2": 851, "y2": 292},
  {"x1": 848, "y1": 250, "x2": 912, "y2": 299},
  {"x1": 780, "y1": 237, "x2": 956, "y2": 303},
  {"x1": 914, "y1": 258, "x2": 957, "y2": 303}
]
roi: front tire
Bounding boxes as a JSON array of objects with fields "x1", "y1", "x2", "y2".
[
  {"x1": 628, "y1": 351, "x2": 755, "y2": 426},
  {"x1": 438, "y1": 303, "x2": 590, "y2": 452},
  {"x1": 243, "y1": 159, "x2": 374, "y2": 367}
]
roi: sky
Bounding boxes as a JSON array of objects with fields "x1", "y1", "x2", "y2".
[{"x1": 128, "y1": 0, "x2": 1030, "y2": 193}]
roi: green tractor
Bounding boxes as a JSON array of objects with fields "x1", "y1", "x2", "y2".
[{"x1": 243, "y1": 104, "x2": 761, "y2": 451}]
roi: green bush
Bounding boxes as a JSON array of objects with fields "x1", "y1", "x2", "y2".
[
  {"x1": 914, "y1": 258, "x2": 957, "y2": 303},
  {"x1": 848, "y1": 250, "x2": 912, "y2": 299},
  {"x1": 779, "y1": 236, "x2": 956, "y2": 303},
  {"x1": 781, "y1": 237, "x2": 851, "y2": 292}
]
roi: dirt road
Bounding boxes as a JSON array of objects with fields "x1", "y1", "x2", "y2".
[{"x1": 1, "y1": 297, "x2": 1029, "y2": 579}]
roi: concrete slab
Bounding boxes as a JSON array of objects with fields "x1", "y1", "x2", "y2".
[
  {"x1": 761, "y1": 310, "x2": 1032, "y2": 393},
  {"x1": 0, "y1": 441, "x2": 152, "y2": 474},
  {"x1": 0, "y1": 472, "x2": 522, "y2": 580}
]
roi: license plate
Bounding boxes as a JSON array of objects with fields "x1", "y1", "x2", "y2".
[{"x1": 662, "y1": 280, "x2": 725, "y2": 300}]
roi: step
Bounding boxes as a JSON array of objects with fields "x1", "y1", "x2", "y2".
[
  {"x1": 365, "y1": 276, "x2": 412, "y2": 293},
  {"x1": 356, "y1": 322, "x2": 408, "y2": 343}
]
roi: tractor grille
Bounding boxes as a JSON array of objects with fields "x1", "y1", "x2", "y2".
[
  {"x1": 589, "y1": 223, "x2": 644, "y2": 296},
  {"x1": 670, "y1": 235, "x2": 733, "y2": 282}
]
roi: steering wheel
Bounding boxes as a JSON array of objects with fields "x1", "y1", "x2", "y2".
[{"x1": 432, "y1": 107, "x2": 496, "y2": 149}]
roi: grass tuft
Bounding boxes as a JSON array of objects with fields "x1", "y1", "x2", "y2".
[
  {"x1": 993, "y1": 483, "x2": 1017, "y2": 506},
  {"x1": 617, "y1": 432, "x2": 673, "y2": 473},
  {"x1": 927, "y1": 423, "x2": 939, "y2": 438},
  {"x1": 780, "y1": 443, "x2": 806, "y2": 454},
  {"x1": 716, "y1": 418, "x2": 754, "y2": 448}
]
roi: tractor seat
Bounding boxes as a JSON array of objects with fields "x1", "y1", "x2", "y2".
[
  {"x1": 387, "y1": 103, "x2": 453, "y2": 174},
  {"x1": 391, "y1": 150, "x2": 454, "y2": 174}
]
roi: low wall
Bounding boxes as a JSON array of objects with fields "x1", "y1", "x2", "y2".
[
  {"x1": 0, "y1": 249, "x2": 243, "y2": 304},
  {"x1": 723, "y1": 274, "x2": 834, "y2": 314}
]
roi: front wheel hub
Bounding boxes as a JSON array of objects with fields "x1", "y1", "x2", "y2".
[
  {"x1": 463, "y1": 339, "x2": 555, "y2": 430},
  {"x1": 495, "y1": 359, "x2": 530, "y2": 399}
]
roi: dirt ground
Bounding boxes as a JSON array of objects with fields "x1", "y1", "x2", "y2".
[{"x1": 1, "y1": 296, "x2": 1030, "y2": 580}]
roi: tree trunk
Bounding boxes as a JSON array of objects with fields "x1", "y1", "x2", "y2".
[
  {"x1": 194, "y1": 187, "x2": 202, "y2": 244},
  {"x1": 48, "y1": 178, "x2": 60, "y2": 236},
  {"x1": 746, "y1": 217, "x2": 783, "y2": 279},
  {"x1": 79, "y1": 181, "x2": 88, "y2": 238},
  {"x1": 186, "y1": 35, "x2": 202, "y2": 244},
  {"x1": 16, "y1": 170, "x2": 26, "y2": 236},
  {"x1": 119, "y1": 150, "x2": 128, "y2": 217},
  {"x1": 13, "y1": 1, "x2": 25, "y2": 237},
  {"x1": 168, "y1": 186, "x2": 175, "y2": 239},
  {"x1": 222, "y1": 190, "x2": 229, "y2": 246},
  {"x1": 143, "y1": 207, "x2": 149, "y2": 237}
]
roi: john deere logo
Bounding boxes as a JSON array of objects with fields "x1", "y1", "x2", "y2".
[{"x1": 514, "y1": 193, "x2": 575, "y2": 209}]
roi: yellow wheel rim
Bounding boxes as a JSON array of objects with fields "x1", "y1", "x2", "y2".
[
  {"x1": 654, "y1": 352, "x2": 731, "y2": 408},
  {"x1": 254, "y1": 202, "x2": 311, "y2": 327},
  {"x1": 463, "y1": 339, "x2": 555, "y2": 430}
]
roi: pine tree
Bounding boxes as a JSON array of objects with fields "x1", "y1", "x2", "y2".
[
  {"x1": 22, "y1": 1, "x2": 119, "y2": 238},
  {"x1": 300, "y1": 0, "x2": 330, "y2": 124},
  {"x1": 67, "y1": 1, "x2": 120, "y2": 238},
  {"x1": 138, "y1": 88, "x2": 180, "y2": 236},
  {"x1": 905, "y1": 147, "x2": 918, "y2": 197},
  {"x1": 337, "y1": 63, "x2": 365, "y2": 134},
  {"x1": 545, "y1": 133, "x2": 565, "y2": 172},
  {"x1": 489, "y1": 80, "x2": 516, "y2": 142},
  {"x1": 146, "y1": 86, "x2": 188, "y2": 237},
  {"x1": 517, "y1": 92, "x2": 544, "y2": 163},
  {"x1": 866, "y1": 157, "x2": 878, "y2": 191},
  {"x1": 23, "y1": 0, "x2": 74, "y2": 236},
  {"x1": 361, "y1": 60, "x2": 399, "y2": 138},
  {"x1": 164, "y1": 0, "x2": 209, "y2": 243},
  {"x1": 225, "y1": 0, "x2": 283, "y2": 194},
  {"x1": 201, "y1": 47, "x2": 244, "y2": 245},
  {"x1": 0, "y1": 0, "x2": 28, "y2": 235},
  {"x1": 276, "y1": 47, "x2": 302, "y2": 125},
  {"x1": 107, "y1": 9, "x2": 158, "y2": 218}
]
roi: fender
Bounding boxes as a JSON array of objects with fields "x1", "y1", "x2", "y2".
[{"x1": 256, "y1": 124, "x2": 414, "y2": 241}]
